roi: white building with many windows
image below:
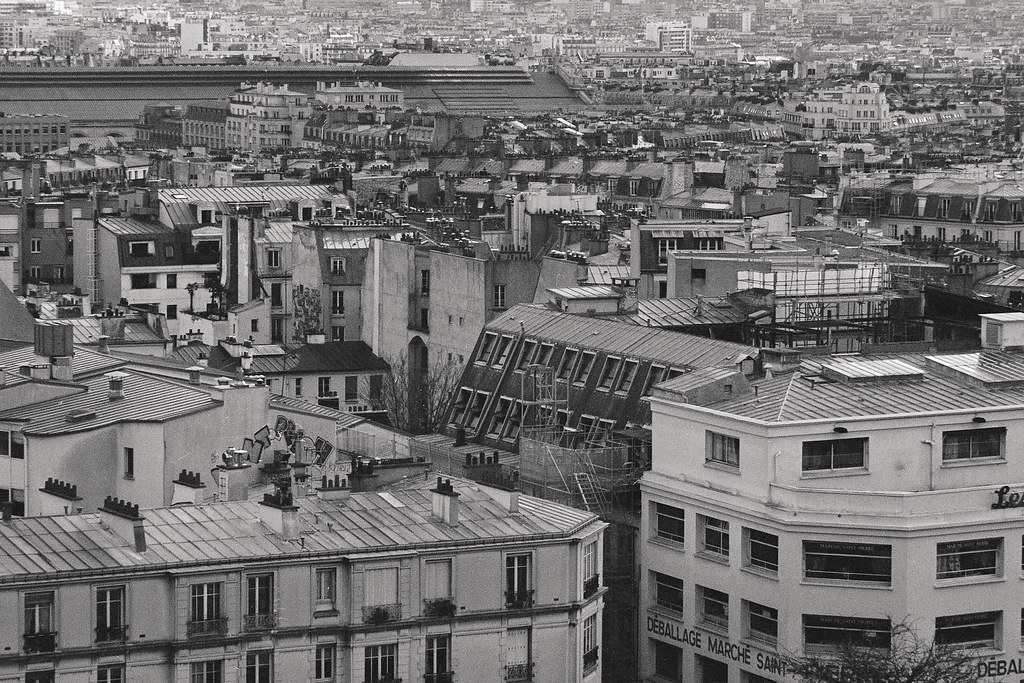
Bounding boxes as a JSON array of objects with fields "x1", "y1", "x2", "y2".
[{"x1": 641, "y1": 313, "x2": 1024, "y2": 683}]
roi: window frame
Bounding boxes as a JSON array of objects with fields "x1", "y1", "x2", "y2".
[
  {"x1": 803, "y1": 614, "x2": 891, "y2": 653},
  {"x1": 697, "y1": 585, "x2": 729, "y2": 630},
  {"x1": 744, "y1": 528, "x2": 779, "y2": 575},
  {"x1": 653, "y1": 571, "x2": 684, "y2": 613},
  {"x1": 574, "y1": 351, "x2": 596, "y2": 385},
  {"x1": 803, "y1": 540, "x2": 892, "y2": 585},
  {"x1": 801, "y1": 437, "x2": 868, "y2": 472},
  {"x1": 744, "y1": 600, "x2": 779, "y2": 646},
  {"x1": 934, "y1": 611, "x2": 1000, "y2": 650},
  {"x1": 699, "y1": 515, "x2": 730, "y2": 560},
  {"x1": 706, "y1": 431, "x2": 740, "y2": 468},
  {"x1": 315, "y1": 567, "x2": 336, "y2": 610},
  {"x1": 315, "y1": 643, "x2": 335, "y2": 681},
  {"x1": 941, "y1": 427, "x2": 1005, "y2": 463},
  {"x1": 364, "y1": 643, "x2": 398, "y2": 683},
  {"x1": 244, "y1": 649, "x2": 273, "y2": 683},
  {"x1": 654, "y1": 502, "x2": 685, "y2": 544},
  {"x1": 426, "y1": 634, "x2": 451, "y2": 676},
  {"x1": 936, "y1": 538, "x2": 1001, "y2": 580}
]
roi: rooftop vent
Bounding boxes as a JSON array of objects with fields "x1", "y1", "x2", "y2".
[
  {"x1": 431, "y1": 477, "x2": 460, "y2": 527},
  {"x1": 925, "y1": 352, "x2": 1024, "y2": 389},
  {"x1": 40, "y1": 477, "x2": 80, "y2": 501},
  {"x1": 66, "y1": 408, "x2": 97, "y2": 423},
  {"x1": 819, "y1": 358, "x2": 924, "y2": 385},
  {"x1": 981, "y1": 312, "x2": 1024, "y2": 351},
  {"x1": 104, "y1": 371, "x2": 129, "y2": 400}
]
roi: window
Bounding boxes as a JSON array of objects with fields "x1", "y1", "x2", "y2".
[
  {"x1": 424, "y1": 559, "x2": 452, "y2": 600},
  {"x1": 130, "y1": 273, "x2": 157, "y2": 289},
  {"x1": 504, "y1": 627, "x2": 531, "y2": 682},
  {"x1": 805, "y1": 614, "x2": 892, "y2": 652},
  {"x1": 802, "y1": 438, "x2": 867, "y2": 471},
  {"x1": 420, "y1": 269, "x2": 430, "y2": 296},
  {"x1": 128, "y1": 241, "x2": 154, "y2": 257},
  {"x1": 582, "y1": 613, "x2": 598, "y2": 671},
  {"x1": 655, "y1": 503, "x2": 685, "y2": 544},
  {"x1": 598, "y1": 356, "x2": 620, "y2": 390},
  {"x1": 193, "y1": 661, "x2": 223, "y2": 683},
  {"x1": 97, "y1": 665, "x2": 125, "y2": 683},
  {"x1": 654, "y1": 571, "x2": 684, "y2": 612},
  {"x1": 557, "y1": 348, "x2": 578, "y2": 380},
  {"x1": 29, "y1": 266, "x2": 41, "y2": 280},
  {"x1": 96, "y1": 586, "x2": 125, "y2": 642},
  {"x1": 365, "y1": 567, "x2": 398, "y2": 607},
  {"x1": 29, "y1": 238, "x2": 41, "y2": 253},
  {"x1": 426, "y1": 635, "x2": 451, "y2": 679},
  {"x1": 517, "y1": 340, "x2": 537, "y2": 370},
  {"x1": 691, "y1": 267, "x2": 707, "y2": 282},
  {"x1": 245, "y1": 574, "x2": 274, "y2": 626},
  {"x1": 294, "y1": 378, "x2": 302, "y2": 397},
  {"x1": 318, "y1": 377, "x2": 332, "y2": 397},
  {"x1": 744, "y1": 600, "x2": 778, "y2": 645},
  {"x1": 744, "y1": 528, "x2": 779, "y2": 574},
  {"x1": 331, "y1": 257, "x2": 346, "y2": 275},
  {"x1": 364, "y1": 643, "x2": 397, "y2": 683},
  {"x1": 706, "y1": 431, "x2": 739, "y2": 468},
  {"x1": 617, "y1": 359, "x2": 639, "y2": 393},
  {"x1": 124, "y1": 447, "x2": 134, "y2": 479},
  {"x1": 654, "y1": 640, "x2": 681, "y2": 680},
  {"x1": 166, "y1": 273, "x2": 177, "y2": 289},
  {"x1": 803, "y1": 541, "x2": 892, "y2": 584},
  {"x1": 189, "y1": 582, "x2": 222, "y2": 632},
  {"x1": 331, "y1": 290, "x2": 344, "y2": 315},
  {"x1": 166, "y1": 305, "x2": 177, "y2": 320},
  {"x1": 477, "y1": 333, "x2": 499, "y2": 364},
  {"x1": 942, "y1": 427, "x2": 1005, "y2": 461},
  {"x1": 331, "y1": 325, "x2": 344, "y2": 341},
  {"x1": 315, "y1": 644, "x2": 335, "y2": 681},
  {"x1": 935, "y1": 611, "x2": 1000, "y2": 649},
  {"x1": 492, "y1": 336, "x2": 512, "y2": 367},
  {"x1": 658, "y1": 238, "x2": 677, "y2": 265},
  {"x1": 697, "y1": 585, "x2": 729, "y2": 629},
  {"x1": 535, "y1": 343, "x2": 554, "y2": 366},
  {"x1": 936, "y1": 538, "x2": 1001, "y2": 579},
  {"x1": 245, "y1": 650, "x2": 272, "y2": 683},
  {"x1": 574, "y1": 351, "x2": 596, "y2": 384},
  {"x1": 24, "y1": 591, "x2": 54, "y2": 650},
  {"x1": 420, "y1": 308, "x2": 429, "y2": 330},
  {"x1": 345, "y1": 376, "x2": 357, "y2": 402},
  {"x1": 267, "y1": 249, "x2": 281, "y2": 268},
  {"x1": 700, "y1": 515, "x2": 730, "y2": 559},
  {"x1": 505, "y1": 554, "x2": 533, "y2": 607},
  {"x1": 251, "y1": 319, "x2": 259, "y2": 333},
  {"x1": 316, "y1": 568, "x2": 336, "y2": 609},
  {"x1": 25, "y1": 672, "x2": 54, "y2": 683},
  {"x1": 493, "y1": 284, "x2": 506, "y2": 310},
  {"x1": 270, "y1": 283, "x2": 283, "y2": 307},
  {"x1": 582, "y1": 541, "x2": 598, "y2": 583}
]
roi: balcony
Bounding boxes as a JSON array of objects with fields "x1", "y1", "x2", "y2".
[
  {"x1": 243, "y1": 613, "x2": 277, "y2": 632},
  {"x1": 423, "y1": 598, "x2": 457, "y2": 619},
  {"x1": 424, "y1": 674, "x2": 453, "y2": 683},
  {"x1": 363, "y1": 603, "x2": 402, "y2": 625},
  {"x1": 583, "y1": 575, "x2": 600, "y2": 599},
  {"x1": 187, "y1": 617, "x2": 228, "y2": 637},
  {"x1": 23, "y1": 631, "x2": 56, "y2": 653},
  {"x1": 504, "y1": 663, "x2": 533, "y2": 682},
  {"x1": 95, "y1": 625, "x2": 128, "y2": 643},
  {"x1": 583, "y1": 646, "x2": 599, "y2": 671},
  {"x1": 504, "y1": 590, "x2": 534, "y2": 610}
]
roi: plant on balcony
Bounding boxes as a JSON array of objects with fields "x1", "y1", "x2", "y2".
[
  {"x1": 583, "y1": 574, "x2": 600, "y2": 599},
  {"x1": 504, "y1": 590, "x2": 534, "y2": 610},
  {"x1": 363, "y1": 604, "x2": 400, "y2": 625},
  {"x1": 423, "y1": 597, "x2": 457, "y2": 618},
  {"x1": 583, "y1": 647, "x2": 599, "y2": 671}
]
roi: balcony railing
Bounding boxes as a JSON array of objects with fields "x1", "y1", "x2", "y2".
[
  {"x1": 504, "y1": 590, "x2": 534, "y2": 610},
  {"x1": 504, "y1": 662, "x2": 534, "y2": 682},
  {"x1": 95, "y1": 625, "x2": 128, "y2": 643},
  {"x1": 583, "y1": 574, "x2": 600, "y2": 599},
  {"x1": 243, "y1": 613, "x2": 277, "y2": 632},
  {"x1": 363, "y1": 603, "x2": 402, "y2": 625},
  {"x1": 583, "y1": 646, "x2": 599, "y2": 671},
  {"x1": 187, "y1": 617, "x2": 228, "y2": 637},
  {"x1": 423, "y1": 598, "x2": 457, "y2": 619},
  {"x1": 23, "y1": 631, "x2": 56, "y2": 653},
  {"x1": 424, "y1": 673, "x2": 453, "y2": 683}
]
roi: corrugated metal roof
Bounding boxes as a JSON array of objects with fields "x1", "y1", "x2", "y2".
[
  {"x1": 269, "y1": 394, "x2": 365, "y2": 428},
  {"x1": 246, "y1": 342, "x2": 390, "y2": 375},
  {"x1": 0, "y1": 484, "x2": 598, "y2": 582},
  {"x1": 0, "y1": 345, "x2": 125, "y2": 379},
  {"x1": 547, "y1": 285, "x2": 619, "y2": 300},
  {"x1": 587, "y1": 265, "x2": 633, "y2": 285},
  {"x1": 0, "y1": 370, "x2": 219, "y2": 435},
  {"x1": 98, "y1": 217, "x2": 174, "y2": 236},
  {"x1": 488, "y1": 304, "x2": 756, "y2": 368},
  {"x1": 637, "y1": 297, "x2": 747, "y2": 327}
]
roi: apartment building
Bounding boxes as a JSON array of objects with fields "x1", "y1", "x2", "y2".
[
  {"x1": 0, "y1": 476, "x2": 606, "y2": 683},
  {"x1": 782, "y1": 82, "x2": 892, "y2": 140},
  {"x1": 316, "y1": 81, "x2": 404, "y2": 111},
  {"x1": 227, "y1": 81, "x2": 314, "y2": 153},
  {"x1": 0, "y1": 113, "x2": 69, "y2": 155},
  {"x1": 641, "y1": 312, "x2": 1024, "y2": 683}
]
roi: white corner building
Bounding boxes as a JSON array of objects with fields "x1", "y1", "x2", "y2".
[{"x1": 641, "y1": 313, "x2": 1024, "y2": 683}]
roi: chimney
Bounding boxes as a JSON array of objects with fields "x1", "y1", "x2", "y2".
[
  {"x1": 197, "y1": 352, "x2": 209, "y2": 368},
  {"x1": 37, "y1": 477, "x2": 82, "y2": 516},
  {"x1": 104, "y1": 371, "x2": 128, "y2": 400},
  {"x1": 430, "y1": 477, "x2": 460, "y2": 526},
  {"x1": 316, "y1": 474, "x2": 350, "y2": 501},
  {"x1": 29, "y1": 364, "x2": 49, "y2": 380},
  {"x1": 171, "y1": 470, "x2": 206, "y2": 506},
  {"x1": 50, "y1": 356, "x2": 73, "y2": 382},
  {"x1": 216, "y1": 448, "x2": 253, "y2": 501},
  {"x1": 98, "y1": 496, "x2": 146, "y2": 552},
  {"x1": 257, "y1": 483, "x2": 300, "y2": 540},
  {"x1": 186, "y1": 365, "x2": 203, "y2": 385},
  {"x1": 97, "y1": 335, "x2": 110, "y2": 354},
  {"x1": 241, "y1": 351, "x2": 253, "y2": 372}
]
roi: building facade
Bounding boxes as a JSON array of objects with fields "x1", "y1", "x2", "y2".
[
  {"x1": 641, "y1": 313, "x2": 1024, "y2": 683},
  {"x1": 227, "y1": 82, "x2": 313, "y2": 153}
]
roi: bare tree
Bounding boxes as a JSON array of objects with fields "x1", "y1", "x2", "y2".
[
  {"x1": 786, "y1": 619, "x2": 979, "y2": 683},
  {"x1": 374, "y1": 352, "x2": 463, "y2": 434}
]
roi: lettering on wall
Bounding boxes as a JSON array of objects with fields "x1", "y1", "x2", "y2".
[
  {"x1": 992, "y1": 486, "x2": 1024, "y2": 509},
  {"x1": 646, "y1": 613, "x2": 786, "y2": 676}
]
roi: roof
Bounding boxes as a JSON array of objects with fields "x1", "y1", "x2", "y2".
[
  {"x1": 636, "y1": 297, "x2": 749, "y2": 328},
  {"x1": 158, "y1": 186, "x2": 342, "y2": 228},
  {"x1": 68, "y1": 317, "x2": 169, "y2": 345},
  {"x1": 0, "y1": 345, "x2": 125, "y2": 379},
  {"x1": 487, "y1": 304, "x2": 756, "y2": 369},
  {"x1": 0, "y1": 370, "x2": 220, "y2": 435},
  {"x1": 0, "y1": 279, "x2": 33, "y2": 343},
  {"x1": 98, "y1": 216, "x2": 175, "y2": 236},
  {"x1": 547, "y1": 285, "x2": 620, "y2": 300},
  {"x1": 269, "y1": 393, "x2": 365, "y2": 429},
  {"x1": 202, "y1": 341, "x2": 391, "y2": 376},
  {"x1": 587, "y1": 265, "x2": 634, "y2": 285},
  {"x1": 687, "y1": 351, "x2": 1024, "y2": 424},
  {"x1": 0, "y1": 484, "x2": 599, "y2": 581}
]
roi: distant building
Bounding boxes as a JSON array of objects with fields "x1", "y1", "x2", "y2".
[
  {"x1": 782, "y1": 82, "x2": 892, "y2": 140},
  {"x1": 316, "y1": 81, "x2": 404, "y2": 111},
  {"x1": 0, "y1": 113, "x2": 69, "y2": 155},
  {"x1": 227, "y1": 81, "x2": 313, "y2": 153},
  {"x1": 182, "y1": 102, "x2": 229, "y2": 151}
]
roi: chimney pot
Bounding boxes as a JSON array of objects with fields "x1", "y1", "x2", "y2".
[
  {"x1": 97, "y1": 335, "x2": 110, "y2": 354},
  {"x1": 104, "y1": 371, "x2": 128, "y2": 400}
]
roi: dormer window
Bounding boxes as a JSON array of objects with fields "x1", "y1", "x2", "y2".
[{"x1": 128, "y1": 241, "x2": 154, "y2": 257}]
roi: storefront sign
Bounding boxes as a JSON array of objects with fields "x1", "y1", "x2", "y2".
[
  {"x1": 647, "y1": 613, "x2": 786, "y2": 676},
  {"x1": 978, "y1": 657, "x2": 1024, "y2": 678},
  {"x1": 992, "y1": 486, "x2": 1024, "y2": 509}
]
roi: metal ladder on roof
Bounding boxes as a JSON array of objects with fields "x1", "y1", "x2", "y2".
[{"x1": 574, "y1": 471, "x2": 609, "y2": 516}]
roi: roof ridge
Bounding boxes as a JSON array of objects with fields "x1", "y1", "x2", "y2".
[{"x1": 775, "y1": 372, "x2": 797, "y2": 422}]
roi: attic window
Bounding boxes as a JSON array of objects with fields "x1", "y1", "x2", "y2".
[{"x1": 128, "y1": 241, "x2": 154, "y2": 257}]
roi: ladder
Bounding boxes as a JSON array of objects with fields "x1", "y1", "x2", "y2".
[{"x1": 574, "y1": 471, "x2": 609, "y2": 516}]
